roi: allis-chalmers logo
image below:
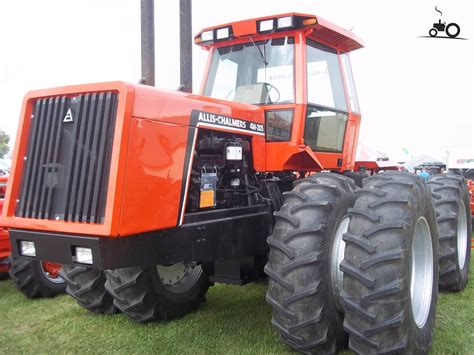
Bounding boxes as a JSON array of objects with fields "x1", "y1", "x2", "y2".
[{"x1": 63, "y1": 108, "x2": 74, "y2": 123}]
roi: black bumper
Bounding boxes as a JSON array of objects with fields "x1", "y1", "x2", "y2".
[{"x1": 10, "y1": 205, "x2": 273, "y2": 269}]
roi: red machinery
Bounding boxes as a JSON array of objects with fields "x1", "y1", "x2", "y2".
[{"x1": 0, "y1": 176, "x2": 9, "y2": 278}]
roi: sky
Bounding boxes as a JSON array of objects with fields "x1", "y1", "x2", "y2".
[{"x1": 0, "y1": 0, "x2": 473, "y2": 163}]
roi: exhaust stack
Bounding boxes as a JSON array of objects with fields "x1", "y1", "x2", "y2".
[
  {"x1": 179, "y1": 0, "x2": 193, "y2": 92},
  {"x1": 141, "y1": 0, "x2": 155, "y2": 86}
]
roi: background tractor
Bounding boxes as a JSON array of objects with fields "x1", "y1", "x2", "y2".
[
  {"x1": 0, "y1": 176, "x2": 65, "y2": 297},
  {"x1": 429, "y1": 19, "x2": 461, "y2": 38},
  {"x1": 0, "y1": 4, "x2": 471, "y2": 354}
]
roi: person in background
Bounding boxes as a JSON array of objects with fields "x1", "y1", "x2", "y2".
[{"x1": 419, "y1": 168, "x2": 430, "y2": 180}]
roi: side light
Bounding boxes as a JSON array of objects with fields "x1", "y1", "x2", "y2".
[
  {"x1": 277, "y1": 16, "x2": 294, "y2": 29},
  {"x1": 216, "y1": 26, "x2": 230, "y2": 40},
  {"x1": 201, "y1": 30, "x2": 214, "y2": 42},
  {"x1": 20, "y1": 240, "x2": 36, "y2": 257},
  {"x1": 73, "y1": 247, "x2": 93, "y2": 265},
  {"x1": 258, "y1": 19, "x2": 274, "y2": 33},
  {"x1": 303, "y1": 18, "x2": 317, "y2": 26}
]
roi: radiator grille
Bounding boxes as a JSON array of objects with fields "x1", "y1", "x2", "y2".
[{"x1": 15, "y1": 92, "x2": 118, "y2": 223}]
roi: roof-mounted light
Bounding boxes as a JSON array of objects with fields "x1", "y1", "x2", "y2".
[
  {"x1": 201, "y1": 30, "x2": 214, "y2": 42},
  {"x1": 216, "y1": 26, "x2": 231, "y2": 40},
  {"x1": 195, "y1": 15, "x2": 321, "y2": 46},
  {"x1": 258, "y1": 19, "x2": 274, "y2": 33},
  {"x1": 303, "y1": 18, "x2": 317, "y2": 26},
  {"x1": 277, "y1": 16, "x2": 294, "y2": 29},
  {"x1": 194, "y1": 26, "x2": 233, "y2": 45}
]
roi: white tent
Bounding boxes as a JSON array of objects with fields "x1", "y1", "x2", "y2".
[{"x1": 403, "y1": 153, "x2": 445, "y2": 172}]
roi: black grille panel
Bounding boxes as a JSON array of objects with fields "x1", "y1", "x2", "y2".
[{"x1": 15, "y1": 92, "x2": 118, "y2": 223}]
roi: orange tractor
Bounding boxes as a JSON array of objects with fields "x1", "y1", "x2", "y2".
[
  {"x1": 0, "y1": 175, "x2": 65, "y2": 296},
  {"x1": 1, "y1": 10, "x2": 471, "y2": 354}
]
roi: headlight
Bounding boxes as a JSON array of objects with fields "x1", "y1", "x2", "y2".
[
  {"x1": 73, "y1": 247, "x2": 93, "y2": 265},
  {"x1": 20, "y1": 240, "x2": 36, "y2": 257}
]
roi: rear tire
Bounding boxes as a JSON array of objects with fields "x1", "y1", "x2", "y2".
[
  {"x1": 9, "y1": 256, "x2": 66, "y2": 298},
  {"x1": 446, "y1": 23, "x2": 460, "y2": 38},
  {"x1": 105, "y1": 263, "x2": 210, "y2": 322},
  {"x1": 60, "y1": 264, "x2": 117, "y2": 314},
  {"x1": 341, "y1": 171, "x2": 439, "y2": 354},
  {"x1": 265, "y1": 172, "x2": 356, "y2": 353},
  {"x1": 428, "y1": 173, "x2": 471, "y2": 291}
]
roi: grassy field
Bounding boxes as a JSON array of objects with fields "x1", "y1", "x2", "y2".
[{"x1": 1, "y1": 254, "x2": 473, "y2": 353}]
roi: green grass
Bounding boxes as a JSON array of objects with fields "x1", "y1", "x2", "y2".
[{"x1": 1, "y1": 255, "x2": 473, "y2": 353}]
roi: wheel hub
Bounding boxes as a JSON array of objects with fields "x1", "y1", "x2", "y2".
[
  {"x1": 457, "y1": 200, "x2": 468, "y2": 270},
  {"x1": 156, "y1": 262, "x2": 203, "y2": 293},
  {"x1": 410, "y1": 217, "x2": 433, "y2": 328},
  {"x1": 157, "y1": 263, "x2": 189, "y2": 286},
  {"x1": 40, "y1": 261, "x2": 65, "y2": 284},
  {"x1": 330, "y1": 217, "x2": 350, "y2": 312}
]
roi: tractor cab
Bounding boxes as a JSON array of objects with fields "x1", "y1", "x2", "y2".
[{"x1": 195, "y1": 13, "x2": 364, "y2": 171}]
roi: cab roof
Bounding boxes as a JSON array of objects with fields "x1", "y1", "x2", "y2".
[{"x1": 194, "y1": 12, "x2": 364, "y2": 52}]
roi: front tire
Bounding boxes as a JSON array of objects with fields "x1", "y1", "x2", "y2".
[
  {"x1": 341, "y1": 171, "x2": 439, "y2": 354},
  {"x1": 428, "y1": 173, "x2": 471, "y2": 291},
  {"x1": 60, "y1": 264, "x2": 117, "y2": 314},
  {"x1": 265, "y1": 173, "x2": 356, "y2": 353},
  {"x1": 9, "y1": 256, "x2": 66, "y2": 298},
  {"x1": 105, "y1": 263, "x2": 210, "y2": 322}
]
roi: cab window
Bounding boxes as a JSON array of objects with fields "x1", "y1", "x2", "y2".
[
  {"x1": 341, "y1": 53, "x2": 360, "y2": 113},
  {"x1": 204, "y1": 37, "x2": 295, "y2": 105},
  {"x1": 304, "y1": 40, "x2": 348, "y2": 152},
  {"x1": 304, "y1": 107, "x2": 347, "y2": 152},
  {"x1": 306, "y1": 40, "x2": 347, "y2": 111}
]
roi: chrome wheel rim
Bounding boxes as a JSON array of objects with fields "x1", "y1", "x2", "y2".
[
  {"x1": 330, "y1": 217, "x2": 350, "y2": 311},
  {"x1": 40, "y1": 263, "x2": 65, "y2": 284},
  {"x1": 410, "y1": 217, "x2": 433, "y2": 328},
  {"x1": 156, "y1": 263, "x2": 202, "y2": 293},
  {"x1": 457, "y1": 200, "x2": 468, "y2": 270}
]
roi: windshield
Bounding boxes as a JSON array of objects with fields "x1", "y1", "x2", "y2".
[{"x1": 204, "y1": 37, "x2": 294, "y2": 105}]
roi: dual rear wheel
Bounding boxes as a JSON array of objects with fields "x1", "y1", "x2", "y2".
[{"x1": 266, "y1": 171, "x2": 469, "y2": 354}]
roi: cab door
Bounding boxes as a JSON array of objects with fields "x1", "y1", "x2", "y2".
[{"x1": 304, "y1": 39, "x2": 350, "y2": 168}]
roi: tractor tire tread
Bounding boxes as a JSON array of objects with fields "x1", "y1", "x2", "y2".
[
  {"x1": 61, "y1": 264, "x2": 116, "y2": 314},
  {"x1": 266, "y1": 172, "x2": 356, "y2": 353},
  {"x1": 427, "y1": 173, "x2": 471, "y2": 291},
  {"x1": 9, "y1": 256, "x2": 65, "y2": 298},
  {"x1": 341, "y1": 171, "x2": 439, "y2": 354}
]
